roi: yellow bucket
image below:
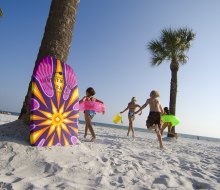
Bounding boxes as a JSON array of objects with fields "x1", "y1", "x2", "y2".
[{"x1": 113, "y1": 113, "x2": 122, "y2": 124}]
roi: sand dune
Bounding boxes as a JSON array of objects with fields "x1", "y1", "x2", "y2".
[{"x1": 0, "y1": 114, "x2": 220, "y2": 190}]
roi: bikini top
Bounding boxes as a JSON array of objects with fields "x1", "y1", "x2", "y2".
[{"x1": 83, "y1": 96, "x2": 95, "y2": 101}]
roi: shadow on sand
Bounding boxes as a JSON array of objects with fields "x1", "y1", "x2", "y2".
[{"x1": 0, "y1": 120, "x2": 30, "y2": 146}]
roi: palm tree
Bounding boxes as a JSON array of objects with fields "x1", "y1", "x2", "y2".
[
  {"x1": 0, "y1": 8, "x2": 3, "y2": 17},
  {"x1": 148, "y1": 28, "x2": 195, "y2": 136},
  {"x1": 19, "y1": 0, "x2": 80, "y2": 124}
]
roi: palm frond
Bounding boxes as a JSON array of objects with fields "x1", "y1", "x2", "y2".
[
  {"x1": 148, "y1": 40, "x2": 164, "y2": 54},
  {"x1": 147, "y1": 27, "x2": 195, "y2": 66},
  {"x1": 177, "y1": 28, "x2": 196, "y2": 51},
  {"x1": 151, "y1": 55, "x2": 164, "y2": 66},
  {"x1": 178, "y1": 54, "x2": 188, "y2": 64},
  {"x1": 148, "y1": 40, "x2": 168, "y2": 66},
  {"x1": 161, "y1": 28, "x2": 179, "y2": 57}
]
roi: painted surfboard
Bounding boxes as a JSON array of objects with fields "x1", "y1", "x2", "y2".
[{"x1": 30, "y1": 56, "x2": 79, "y2": 147}]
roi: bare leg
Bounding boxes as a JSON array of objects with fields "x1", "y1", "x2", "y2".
[
  {"x1": 161, "y1": 122, "x2": 172, "y2": 136},
  {"x1": 168, "y1": 125, "x2": 172, "y2": 134},
  {"x1": 127, "y1": 127, "x2": 130, "y2": 136},
  {"x1": 83, "y1": 112, "x2": 87, "y2": 139},
  {"x1": 84, "y1": 124, "x2": 89, "y2": 139},
  {"x1": 168, "y1": 126, "x2": 178, "y2": 139},
  {"x1": 127, "y1": 115, "x2": 131, "y2": 136},
  {"x1": 127, "y1": 123, "x2": 131, "y2": 136},
  {"x1": 155, "y1": 124, "x2": 163, "y2": 149},
  {"x1": 128, "y1": 116, "x2": 135, "y2": 138},
  {"x1": 148, "y1": 124, "x2": 155, "y2": 130},
  {"x1": 160, "y1": 123, "x2": 167, "y2": 136},
  {"x1": 85, "y1": 112, "x2": 96, "y2": 142},
  {"x1": 131, "y1": 122, "x2": 135, "y2": 138}
]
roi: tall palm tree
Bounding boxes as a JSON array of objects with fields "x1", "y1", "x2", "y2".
[
  {"x1": 148, "y1": 28, "x2": 195, "y2": 135},
  {"x1": 0, "y1": 8, "x2": 3, "y2": 17},
  {"x1": 19, "y1": 0, "x2": 80, "y2": 124}
]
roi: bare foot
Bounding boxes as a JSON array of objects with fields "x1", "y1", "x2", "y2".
[
  {"x1": 175, "y1": 133, "x2": 178, "y2": 139},
  {"x1": 84, "y1": 135, "x2": 87, "y2": 139},
  {"x1": 90, "y1": 137, "x2": 96, "y2": 142}
]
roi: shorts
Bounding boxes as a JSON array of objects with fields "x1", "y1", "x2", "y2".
[
  {"x1": 146, "y1": 112, "x2": 161, "y2": 129},
  {"x1": 84, "y1": 110, "x2": 96, "y2": 119}
]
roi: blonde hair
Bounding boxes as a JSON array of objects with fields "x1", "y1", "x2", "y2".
[
  {"x1": 131, "y1": 97, "x2": 136, "y2": 102},
  {"x1": 150, "y1": 90, "x2": 160, "y2": 98}
]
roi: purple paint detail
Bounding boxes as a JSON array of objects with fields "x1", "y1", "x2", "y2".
[
  {"x1": 56, "y1": 143, "x2": 62, "y2": 146},
  {"x1": 38, "y1": 139, "x2": 45, "y2": 147},
  {"x1": 31, "y1": 98, "x2": 40, "y2": 111},
  {"x1": 30, "y1": 124, "x2": 36, "y2": 131},
  {"x1": 33, "y1": 56, "x2": 54, "y2": 97},
  {"x1": 73, "y1": 102, "x2": 79, "y2": 111},
  {"x1": 71, "y1": 136, "x2": 77, "y2": 144},
  {"x1": 63, "y1": 64, "x2": 77, "y2": 100}
]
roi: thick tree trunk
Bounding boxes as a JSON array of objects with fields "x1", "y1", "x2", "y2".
[
  {"x1": 168, "y1": 61, "x2": 178, "y2": 137},
  {"x1": 19, "y1": 0, "x2": 80, "y2": 124}
]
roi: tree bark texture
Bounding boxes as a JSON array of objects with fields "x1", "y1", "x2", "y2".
[
  {"x1": 169, "y1": 61, "x2": 179, "y2": 135},
  {"x1": 19, "y1": 0, "x2": 80, "y2": 123}
]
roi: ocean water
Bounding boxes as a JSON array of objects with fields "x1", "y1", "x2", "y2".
[
  {"x1": 2, "y1": 111, "x2": 220, "y2": 143},
  {"x1": 10, "y1": 111, "x2": 20, "y2": 116},
  {"x1": 80, "y1": 121, "x2": 220, "y2": 143}
]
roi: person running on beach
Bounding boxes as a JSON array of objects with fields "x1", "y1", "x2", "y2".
[
  {"x1": 79, "y1": 87, "x2": 105, "y2": 142},
  {"x1": 160, "y1": 107, "x2": 178, "y2": 138},
  {"x1": 120, "y1": 97, "x2": 141, "y2": 138},
  {"x1": 135, "y1": 90, "x2": 164, "y2": 149}
]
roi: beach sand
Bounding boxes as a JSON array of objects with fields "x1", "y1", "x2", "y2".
[{"x1": 0, "y1": 113, "x2": 220, "y2": 190}]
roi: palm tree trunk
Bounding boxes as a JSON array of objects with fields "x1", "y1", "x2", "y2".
[
  {"x1": 0, "y1": 8, "x2": 3, "y2": 17},
  {"x1": 168, "y1": 61, "x2": 178, "y2": 136},
  {"x1": 19, "y1": 0, "x2": 80, "y2": 124}
]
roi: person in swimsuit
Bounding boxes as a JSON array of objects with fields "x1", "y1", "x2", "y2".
[
  {"x1": 80, "y1": 87, "x2": 105, "y2": 142},
  {"x1": 135, "y1": 90, "x2": 164, "y2": 149},
  {"x1": 120, "y1": 97, "x2": 141, "y2": 138}
]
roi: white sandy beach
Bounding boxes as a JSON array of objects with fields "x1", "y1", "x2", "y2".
[{"x1": 0, "y1": 113, "x2": 220, "y2": 190}]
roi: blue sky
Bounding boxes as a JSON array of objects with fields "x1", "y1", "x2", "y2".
[{"x1": 1, "y1": 0, "x2": 220, "y2": 138}]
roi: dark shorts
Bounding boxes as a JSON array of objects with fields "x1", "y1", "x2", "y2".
[{"x1": 146, "y1": 112, "x2": 161, "y2": 129}]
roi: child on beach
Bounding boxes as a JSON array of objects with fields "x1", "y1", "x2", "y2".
[
  {"x1": 120, "y1": 97, "x2": 141, "y2": 138},
  {"x1": 135, "y1": 90, "x2": 164, "y2": 149},
  {"x1": 79, "y1": 87, "x2": 105, "y2": 142},
  {"x1": 160, "y1": 107, "x2": 178, "y2": 138}
]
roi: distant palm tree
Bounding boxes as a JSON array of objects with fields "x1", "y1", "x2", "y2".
[
  {"x1": 19, "y1": 0, "x2": 80, "y2": 123},
  {"x1": 148, "y1": 28, "x2": 195, "y2": 136},
  {"x1": 0, "y1": 8, "x2": 3, "y2": 17}
]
